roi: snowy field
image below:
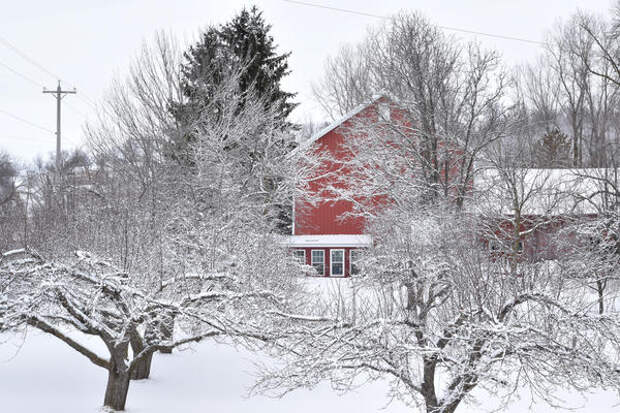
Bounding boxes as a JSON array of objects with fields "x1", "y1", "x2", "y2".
[{"x1": 1, "y1": 329, "x2": 618, "y2": 413}]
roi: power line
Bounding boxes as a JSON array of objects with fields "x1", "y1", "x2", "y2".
[
  {"x1": 279, "y1": 0, "x2": 545, "y2": 46},
  {"x1": 0, "y1": 108, "x2": 54, "y2": 134},
  {"x1": 75, "y1": 93, "x2": 98, "y2": 110},
  {"x1": 0, "y1": 34, "x2": 63, "y2": 81},
  {"x1": 0, "y1": 62, "x2": 88, "y2": 124},
  {"x1": 0, "y1": 59, "x2": 87, "y2": 121},
  {"x1": 0, "y1": 34, "x2": 100, "y2": 111},
  {"x1": 0, "y1": 60, "x2": 44, "y2": 88},
  {"x1": 65, "y1": 101, "x2": 88, "y2": 119}
]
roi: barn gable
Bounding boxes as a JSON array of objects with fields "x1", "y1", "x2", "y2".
[
  {"x1": 294, "y1": 94, "x2": 390, "y2": 154},
  {"x1": 287, "y1": 95, "x2": 397, "y2": 277},
  {"x1": 292, "y1": 95, "x2": 396, "y2": 237}
]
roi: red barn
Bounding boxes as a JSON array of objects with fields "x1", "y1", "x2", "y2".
[
  {"x1": 287, "y1": 95, "x2": 407, "y2": 277},
  {"x1": 287, "y1": 94, "x2": 469, "y2": 277},
  {"x1": 476, "y1": 167, "x2": 615, "y2": 261}
]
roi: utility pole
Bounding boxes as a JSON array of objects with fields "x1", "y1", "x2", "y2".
[{"x1": 43, "y1": 81, "x2": 76, "y2": 173}]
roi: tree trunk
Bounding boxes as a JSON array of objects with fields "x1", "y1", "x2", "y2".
[
  {"x1": 130, "y1": 351, "x2": 153, "y2": 380},
  {"x1": 103, "y1": 366, "x2": 130, "y2": 411},
  {"x1": 442, "y1": 401, "x2": 463, "y2": 413},
  {"x1": 129, "y1": 333, "x2": 153, "y2": 380},
  {"x1": 158, "y1": 312, "x2": 175, "y2": 354},
  {"x1": 596, "y1": 279, "x2": 605, "y2": 314}
]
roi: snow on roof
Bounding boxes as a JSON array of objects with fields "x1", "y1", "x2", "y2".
[
  {"x1": 285, "y1": 234, "x2": 373, "y2": 248},
  {"x1": 474, "y1": 168, "x2": 620, "y2": 216},
  {"x1": 288, "y1": 94, "x2": 386, "y2": 158}
]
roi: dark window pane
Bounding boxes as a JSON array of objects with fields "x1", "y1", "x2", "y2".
[
  {"x1": 313, "y1": 263, "x2": 324, "y2": 275},
  {"x1": 332, "y1": 263, "x2": 343, "y2": 275},
  {"x1": 293, "y1": 250, "x2": 305, "y2": 264}
]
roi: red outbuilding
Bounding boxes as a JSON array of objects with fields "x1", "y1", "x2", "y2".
[{"x1": 287, "y1": 95, "x2": 402, "y2": 277}]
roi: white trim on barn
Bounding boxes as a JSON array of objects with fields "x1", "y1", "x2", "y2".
[{"x1": 286, "y1": 234, "x2": 372, "y2": 248}]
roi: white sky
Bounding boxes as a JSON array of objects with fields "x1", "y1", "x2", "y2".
[{"x1": 0, "y1": 0, "x2": 616, "y2": 163}]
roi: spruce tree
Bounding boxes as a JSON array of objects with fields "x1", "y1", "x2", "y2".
[
  {"x1": 169, "y1": 6, "x2": 296, "y2": 233},
  {"x1": 535, "y1": 128, "x2": 571, "y2": 168},
  {"x1": 174, "y1": 6, "x2": 296, "y2": 132}
]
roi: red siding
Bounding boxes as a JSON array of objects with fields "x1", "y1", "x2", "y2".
[
  {"x1": 482, "y1": 215, "x2": 597, "y2": 261},
  {"x1": 295, "y1": 122, "x2": 364, "y2": 235},
  {"x1": 295, "y1": 98, "x2": 400, "y2": 236}
]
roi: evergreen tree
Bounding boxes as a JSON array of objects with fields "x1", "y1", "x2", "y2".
[
  {"x1": 535, "y1": 128, "x2": 572, "y2": 168},
  {"x1": 168, "y1": 7, "x2": 297, "y2": 234},
  {"x1": 174, "y1": 6, "x2": 296, "y2": 134}
]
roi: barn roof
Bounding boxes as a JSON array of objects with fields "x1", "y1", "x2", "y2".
[{"x1": 289, "y1": 94, "x2": 387, "y2": 158}]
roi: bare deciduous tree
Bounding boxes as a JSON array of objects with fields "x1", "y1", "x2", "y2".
[
  {"x1": 0, "y1": 248, "x2": 262, "y2": 410},
  {"x1": 0, "y1": 151, "x2": 23, "y2": 251},
  {"x1": 1, "y1": 32, "x2": 320, "y2": 412},
  {"x1": 255, "y1": 47, "x2": 620, "y2": 409},
  {"x1": 515, "y1": 10, "x2": 620, "y2": 168},
  {"x1": 257, "y1": 136, "x2": 620, "y2": 412},
  {"x1": 313, "y1": 12, "x2": 508, "y2": 207}
]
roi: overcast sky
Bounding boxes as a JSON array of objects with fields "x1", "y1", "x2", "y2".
[{"x1": 0, "y1": 0, "x2": 616, "y2": 163}]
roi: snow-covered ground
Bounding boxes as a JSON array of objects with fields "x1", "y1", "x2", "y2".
[{"x1": 1, "y1": 330, "x2": 618, "y2": 412}]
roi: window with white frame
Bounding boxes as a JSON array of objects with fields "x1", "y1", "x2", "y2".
[
  {"x1": 311, "y1": 250, "x2": 325, "y2": 275},
  {"x1": 350, "y1": 249, "x2": 362, "y2": 275},
  {"x1": 331, "y1": 249, "x2": 344, "y2": 276},
  {"x1": 293, "y1": 249, "x2": 306, "y2": 265}
]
